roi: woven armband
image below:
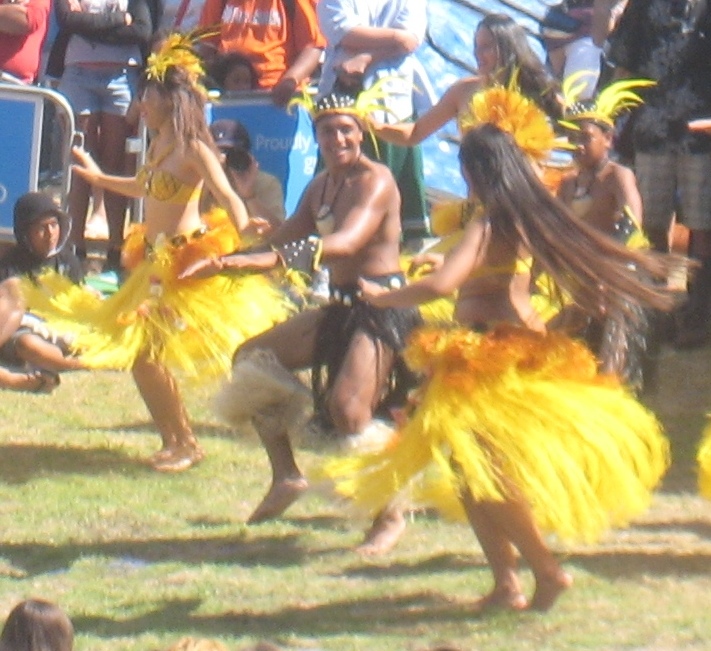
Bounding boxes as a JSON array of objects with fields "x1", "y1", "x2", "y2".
[{"x1": 272, "y1": 236, "x2": 323, "y2": 277}]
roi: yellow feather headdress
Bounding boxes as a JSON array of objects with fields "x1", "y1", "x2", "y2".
[
  {"x1": 145, "y1": 29, "x2": 214, "y2": 96},
  {"x1": 560, "y1": 71, "x2": 655, "y2": 130},
  {"x1": 458, "y1": 81, "x2": 557, "y2": 162}
]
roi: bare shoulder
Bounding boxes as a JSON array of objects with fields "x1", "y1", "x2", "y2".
[
  {"x1": 358, "y1": 158, "x2": 398, "y2": 195},
  {"x1": 605, "y1": 160, "x2": 636, "y2": 184}
]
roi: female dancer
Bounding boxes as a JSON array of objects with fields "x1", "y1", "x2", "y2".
[
  {"x1": 321, "y1": 85, "x2": 683, "y2": 611},
  {"x1": 372, "y1": 13, "x2": 561, "y2": 150},
  {"x1": 25, "y1": 33, "x2": 289, "y2": 471}
]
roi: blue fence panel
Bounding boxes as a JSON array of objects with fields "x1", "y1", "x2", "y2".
[
  {"x1": 208, "y1": 98, "x2": 318, "y2": 217},
  {"x1": 0, "y1": 93, "x2": 42, "y2": 238}
]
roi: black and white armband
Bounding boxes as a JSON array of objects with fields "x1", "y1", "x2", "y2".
[{"x1": 271, "y1": 236, "x2": 323, "y2": 277}]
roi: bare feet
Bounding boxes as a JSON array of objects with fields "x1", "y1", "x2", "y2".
[
  {"x1": 529, "y1": 569, "x2": 573, "y2": 612},
  {"x1": 356, "y1": 507, "x2": 406, "y2": 556},
  {"x1": 472, "y1": 587, "x2": 528, "y2": 613},
  {"x1": 246, "y1": 476, "x2": 309, "y2": 524},
  {"x1": 150, "y1": 444, "x2": 205, "y2": 473}
]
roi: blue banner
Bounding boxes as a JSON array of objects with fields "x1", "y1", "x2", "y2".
[
  {"x1": 209, "y1": 99, "x2": 317, "y2": 217},
  {"x1": 0, "y1": 94, "x2": 42, "y2": 238}
]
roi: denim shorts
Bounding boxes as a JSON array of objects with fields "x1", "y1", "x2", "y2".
[{"x1": 58, "y1": 64, "x2": 139, "y2": 117}]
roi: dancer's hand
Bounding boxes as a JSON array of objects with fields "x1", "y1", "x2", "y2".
[
  {"x1": 358, "y1": 278, "x2": 391, "y2": 307},
  {"x1": 71, "y1": 146, "x2": 102, "y2": 183},
  {"x1": 408, "y1": 252, "x2": 444, "y2": 276},
  {"x1": 243, "y1": 217, "x2": 272, "y2": 238}
]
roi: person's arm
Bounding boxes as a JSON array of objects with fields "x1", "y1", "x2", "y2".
[
  {"x1": 0, "y1": 0, "x2": 32, "y2": 36},
  {"x1": 271, "y1": 45, "x2": 323, "y2": 107},
  {"x1": 54, "y1": 0, "x2": 130, "y2": 37},
  {"x1": 339, "y1": 26, "x2": 420, "y2": 59},
  {"x1": 101, "y1": 0, "x2": 152, "y2": 46},
  {"x1": 591, "y1": 0, "x2": 626, "y2": 47},
  {"x1": 71, "y1": 146, "x2": 146, "y2": 198},
  {"x1": 360, "y1": 217, "x2": 490, "y2": 308},
  {"x1": 189, "y1": 140, "x2": 250, "y2": 233},
  {"x1": 372, "y1": 79, "x2": 474, "y2": 146},
  {"x1": 612, "y1": 164, "x2": 643, "y2": 224}
]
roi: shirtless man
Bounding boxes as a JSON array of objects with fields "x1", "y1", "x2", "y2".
[{"x1": 181, "y1": 93, "x2": 421, "y2": 554}]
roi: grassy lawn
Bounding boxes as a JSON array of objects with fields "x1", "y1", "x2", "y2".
[{"x1": 1, "y1": 344, "x2": 711, "y2": 651}]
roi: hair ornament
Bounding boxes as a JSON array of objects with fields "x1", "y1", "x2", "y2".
[
  {"x1": 459, "y1": 77, "x2": 558, "y2": 162},
  {"x1": 560, "y1": 71, "x2": 655, "y2": 130},
  {"x1": 145, "y1": 29, "x2": 216, "y2": 96}
]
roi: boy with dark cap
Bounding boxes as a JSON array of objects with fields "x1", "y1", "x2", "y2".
[{"x1": 0, "y1": 192, "x2": 85, "y2": 383}]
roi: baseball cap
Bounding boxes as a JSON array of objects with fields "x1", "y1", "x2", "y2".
[{"x1": 210, "y1": 119, "x2": 251, "y2": 151}]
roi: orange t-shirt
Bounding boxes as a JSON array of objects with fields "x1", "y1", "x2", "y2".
[{"x1": 200, "y1": 0, "x2": 325, "y2": 89}]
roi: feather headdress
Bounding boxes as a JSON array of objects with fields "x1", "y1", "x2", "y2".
[
  {"x1": 288, "y1": 76, "x2": 398, "y2": 125},
  {"x1": 560, "y1": 71, "x2": 655, "y2": 130},
  {"x1": 145, "y1": 29, "x2": 214, "y2": 96},
  {"x1": 287, "y1": 77, "x2": 402, "y2": 158},
  {"x1": 458, "y1": 81, "x2": 557, "y2": 162}
]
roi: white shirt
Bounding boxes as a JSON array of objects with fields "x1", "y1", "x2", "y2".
[{"x1": 317, "y1": 0, "x2": 427, "y2": 122}]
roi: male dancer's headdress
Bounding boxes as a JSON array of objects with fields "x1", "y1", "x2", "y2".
[{"x1": 560, "y1": 72, "x2": 655, "y2": 131}]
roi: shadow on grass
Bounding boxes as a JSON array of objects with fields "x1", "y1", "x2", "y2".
[
  {"x1": 71, "y1": 591, "x2": 488, "y2": 639},
  {"x1": 0, "y1": 443, "x2": 146, "y2": 483},
  {"x1": 0, "y1": 532, "x2": 310, "y2": 576},
  {"x1": 566, "y1": 548, "x2": 711, "y2": 579}
]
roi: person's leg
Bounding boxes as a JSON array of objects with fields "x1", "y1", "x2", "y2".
[
  {"x1": 0, "y1": 278, "x2": 25, "y2": 347},
  {"x1": 635, "y1": 151, "x2": 677, "y2": 253},
  {"x1": 132, "y1": 353, "x2": 201, "y2": 471},
  {"x1": 472, "y1": 491, "x2": 572, "y2": 611},
  {"x1": 673, "y1": 152, "x2": 711, "y2": 347},
  {"x1": 97, "y1": 111, "x2": 130, "y2": 270},
  {"x1": 459, "y1": 487, "x2": 528, "y2": 611},
  {"x1": 327, "y1": 331, "x2": 408, "y2": 555},
  {"x1": 13, "y1": 333, "x2": 84, "y2": 373},
  {"x1": 235, "y1": 310, "x2": 322, "y2": 523}
]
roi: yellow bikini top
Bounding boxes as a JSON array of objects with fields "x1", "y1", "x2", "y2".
[
  {"x1": 137, "y1": 144, "x2": 202, "y2": 204},
  {"x1": 429, "y1": 199, "x2": 532, "y2": 278}
]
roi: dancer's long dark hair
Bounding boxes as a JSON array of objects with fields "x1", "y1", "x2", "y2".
[
  {"x1": 141, "y1": 66, "x2": 220, "y2": 157},
  {"x1": 459, "y1": 124, "x2": 684, "y2": 317},
  {"x1": 478, "y1": 14, "x2": 562, "y2": 119}
]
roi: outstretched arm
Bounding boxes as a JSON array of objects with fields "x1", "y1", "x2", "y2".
[
  {"x1": 360, "y1": 217, "x2": 490, "y2": 308},
  {"x1": 71, "y1": 146, "x2": 145, "y2": 198},
  {"x1": 372, "y1": 78, "x2": 476, "y2": 146}
]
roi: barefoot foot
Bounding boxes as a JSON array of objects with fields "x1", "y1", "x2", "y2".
[
  {"x1": 356, "y1": 508, "x2": 406, "y2": 556},
  {"x1": 150, "y1": 444, "x2": 204, "y2": 473},
  {"x1": 247, "y1": 477, "x2": 309, "y2": 524},
  {"x1": 472, "y1": 587, "x2": 528, "y2": 613},
  {"x1": 529, "y1": 570, "x2": 573, "y2": 612}
]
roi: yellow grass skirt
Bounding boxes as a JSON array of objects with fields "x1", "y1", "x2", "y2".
[
  {"x1": 320, "y1": 324, "x2": 670, "y2": 543},
  {"x1": 21, "y1": 212, "x2": 292, "y2": 380}
]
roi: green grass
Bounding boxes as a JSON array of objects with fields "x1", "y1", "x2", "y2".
[{"x1": 2, "y1": 347, "x2": 711, "y2": 651}]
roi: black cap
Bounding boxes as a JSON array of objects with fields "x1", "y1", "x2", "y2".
[
  {"x1": 210, "y1": 119, "x2": 251, "y2": 151},
  {"x1": 12, "y1": 191, "x2": 71, "y2": 252}
]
